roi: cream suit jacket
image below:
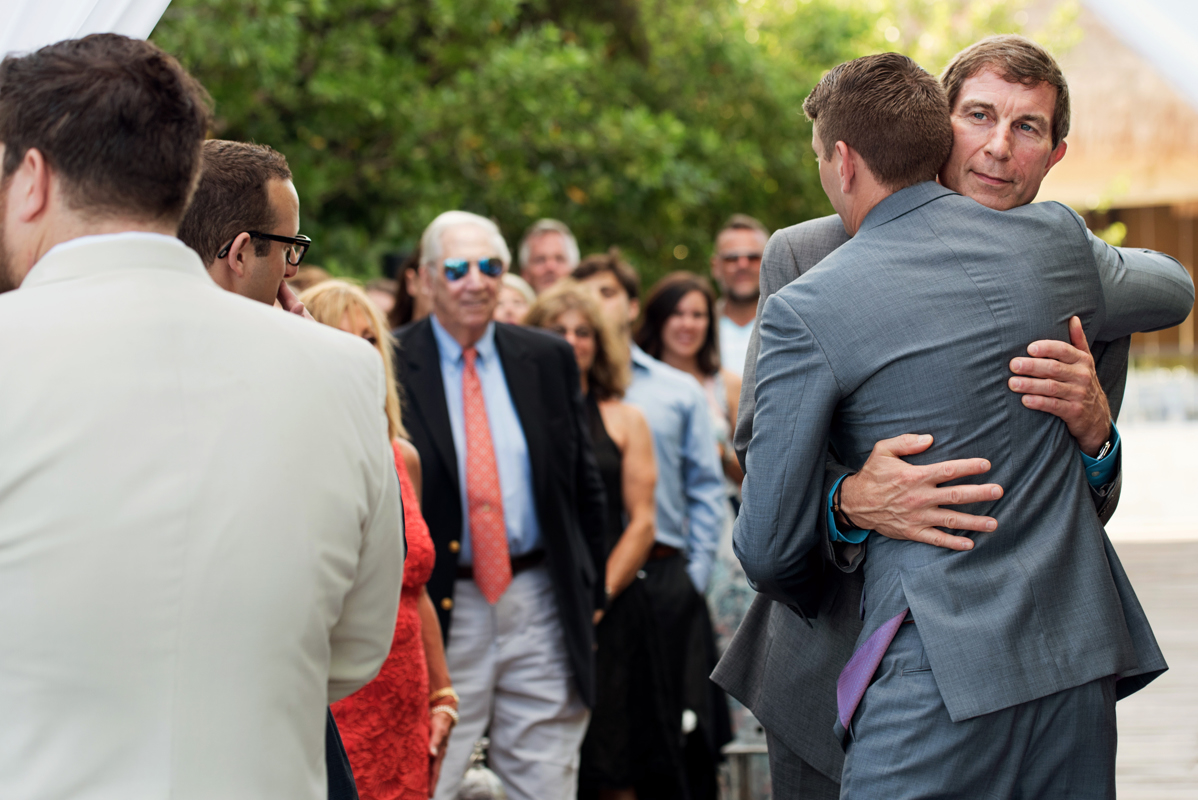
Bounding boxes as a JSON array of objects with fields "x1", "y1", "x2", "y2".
[{"x1": 0, "y1": 233, "x2": 404, "y2": 799}]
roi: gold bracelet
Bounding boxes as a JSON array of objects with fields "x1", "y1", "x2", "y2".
[
  {"x1": 431, "y1": 705, "x2": 460, "y2": 726},
  {"x1": 428, "y1": 687, "x2": 459, "y2": 704}
]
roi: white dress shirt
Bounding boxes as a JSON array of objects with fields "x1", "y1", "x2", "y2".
[{"x1": 0, "y1": 233, "x2": 403, "y2": 800}]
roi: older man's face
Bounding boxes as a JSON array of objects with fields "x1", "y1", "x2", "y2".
[
  {"x1": 523, "y1": 232, "x2": 574, "y2": 294},
  {"x1": 939, "y1": 69, "x2": 1067, "y2": 211},
  {"x1": 428, "y1": 224, "x2": 504, "y2": 332}
]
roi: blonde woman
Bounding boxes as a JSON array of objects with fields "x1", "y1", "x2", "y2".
[
  {"x1": 493, "y1": 273, "x2": 535, "y2": 324},
  {"x1": 526, "y1": 282, "x2": 684, "y2": 800},
  {"x1": 300, "y1": 280, "x2": 454, "y2": 800}
]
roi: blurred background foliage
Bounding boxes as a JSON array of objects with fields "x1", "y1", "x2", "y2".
[{"x1": 151, "y1": 0, "x2": 1077, "y2": 281}]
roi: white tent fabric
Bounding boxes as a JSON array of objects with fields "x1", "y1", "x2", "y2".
[
  {"x1": 1084, "y1": 0, "x2": 1198, "y2": 112},
  {"x1": 1, "y1": 0, "x2": 171, "y2": 58}
]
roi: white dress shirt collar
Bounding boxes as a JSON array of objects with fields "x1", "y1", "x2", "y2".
[
  {"x1": 22, "y1": 231, "x2": 211, "y2": 290},
  {"x1": 430, "y1": 313, "x2": 498, "y2": 365}
]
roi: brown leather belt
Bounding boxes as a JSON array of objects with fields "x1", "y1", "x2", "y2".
[
  {"x1": 456, "y1": 549, "x2": 546, "y2": 580},
  {"x1": 647, "y1": 543, "x2": 681, "y2": 561}
]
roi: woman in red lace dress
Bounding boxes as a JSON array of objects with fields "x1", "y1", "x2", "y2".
[{"x1": 301, "y1": 281, "x2": 456, "y2": 799}]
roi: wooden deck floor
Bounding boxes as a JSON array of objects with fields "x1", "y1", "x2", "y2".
[{"x1": 1113, "y1": 540, "x2": 1198, "y2": 799}]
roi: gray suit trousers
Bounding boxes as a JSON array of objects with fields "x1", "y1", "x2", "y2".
[
  {"x1": 765, "y1": 730, "x2": 839, "y2": 800},
  {"x1": 841, "y1": 622, "x2": 1116, "y2": 799}
]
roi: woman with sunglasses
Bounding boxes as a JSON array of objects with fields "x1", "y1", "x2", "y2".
[
  {"x1": 526, "y1": 282, "x2": 685, "y2": 800},
  {"x1": 300, "y1": 280, "x2": 456, "y2": 800}
]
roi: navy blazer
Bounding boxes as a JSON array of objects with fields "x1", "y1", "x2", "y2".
[{"x1": 393, "y1": 318, "x2": 608, "y2": 707}]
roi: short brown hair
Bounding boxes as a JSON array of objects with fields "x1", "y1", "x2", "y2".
[
  {"x1": 941, "y1": 35, "x2": 1070, "y2": 148},
  {"x1": 177, "y1": 140, "x2": 293, "y2": 265},
  {"x1": 635, "y1": 272, "x2": 721, "y2": 376},
  {"x1": 0, "y1": 34, "x2": 211, "y2": 226},
  {"x1": 717, "y1": 214, "x2": 769, "y2": 240},
  {"x1": 526, "y1": 281, "x2": 632, "y2": 401},
  {"x1": 572, "y1": 248, "x2": 641, "y2": 301},
  {"x1": 803, "y1": 53, "x2": 953, "y2": 191}
]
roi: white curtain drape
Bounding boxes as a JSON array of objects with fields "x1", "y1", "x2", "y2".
[{"x1": 1, "y1": 0, "x2": 171, "y2": 58}]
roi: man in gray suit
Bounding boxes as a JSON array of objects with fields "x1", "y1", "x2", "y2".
[
  {"x1": 733, "y1": 51, "x2": 1182, "y2": 796},
  {"x1": 714, "y1": 35, "x2": 1194, "y2": 797}
]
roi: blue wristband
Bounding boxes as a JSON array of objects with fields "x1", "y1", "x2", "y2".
[
  {"x1": 827, "y1": 474, "x2": 869, "y2": 544},
  {"x1": 1080, "y1": 423, "x2": 1120, "y2": 488}
]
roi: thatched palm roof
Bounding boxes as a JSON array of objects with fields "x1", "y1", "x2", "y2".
[{"x1": 1037, "y1": 0, "x2": 1198, "y2": 209}]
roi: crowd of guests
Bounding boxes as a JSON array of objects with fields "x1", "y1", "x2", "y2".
[
  {"x1": 296, "y1": 211, "x2": 769, "y2": 800},
  {"x1": 178, "y1": 133, "x2": 760, "y2": 798},
  {"x1": 0, "y1": 30, "x2": 765, "y2": 800},
  {"x1": 3, "y1": 26, "x2": 1194, "y2": 800}
]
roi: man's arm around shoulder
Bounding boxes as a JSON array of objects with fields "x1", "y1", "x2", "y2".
[
  {"x1": 1063, "y1": 210, "x2": 1195, "y2": 339},
  {"x1": 734, "y1": 290, "x2": 840, "y2": 615}
]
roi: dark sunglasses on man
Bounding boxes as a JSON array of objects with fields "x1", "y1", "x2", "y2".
[
  {"x1": 442, "y1": 257, "x2": 504, "y2": 281},
  {"x1": 216, "y1": 231, "x2": 312, "y2": 266},
  {"x1": 718, "y1": 251, "x2": 763, "y2": 264}
]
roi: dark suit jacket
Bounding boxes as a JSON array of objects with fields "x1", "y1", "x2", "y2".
[{"x1": 393, "y1": 317, "x2": 608, "y2": 707}]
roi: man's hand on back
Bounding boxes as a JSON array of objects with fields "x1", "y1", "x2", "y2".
[
  {"x1": 839, "y1": 434, "x2": 1002, "y2": 552},
  {"x1": 1008, "y1": 316, "x2": 1110, "y2": 457},
  {"x1": 838, "y1": 316, "x2": 1110, "y2": 552}
]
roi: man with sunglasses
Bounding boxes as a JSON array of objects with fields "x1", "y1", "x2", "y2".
[
  {"x1": 178, "y1": 139, "x2": 313, "y2": 317},
  {"x1": 393, "y1": 211, "x2": 607, "y2": 800},
  {"x1": 709, "y1": 214, "x2": 770, "y2": 378}
]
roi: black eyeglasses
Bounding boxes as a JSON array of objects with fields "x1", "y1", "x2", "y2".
[
  {"x1": 216, "y1": 231, "x2": 312, "y2": 266},
  {"x1": 442, "y1": 257, "x2": 504, "y2": 281}
]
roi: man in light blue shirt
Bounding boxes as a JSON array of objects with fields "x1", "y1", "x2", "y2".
[
  {"x1": 575, "y1": 257, "x2": 727, "y2": 591},
  {"x1": 576, "y1": 252, "x2": 730, "y2": 794}
]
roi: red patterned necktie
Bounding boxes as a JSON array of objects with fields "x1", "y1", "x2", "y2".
[{"x1": 462, "y1": 347, "x2": 511, "y2": 604}]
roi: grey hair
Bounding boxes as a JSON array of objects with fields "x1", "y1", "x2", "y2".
[
  {"x1": 420, "y1": 211, "x2": 512, "y2": 270},
  {"x1": 517, "y1": 218, "x2": 580, "y2": 269}
]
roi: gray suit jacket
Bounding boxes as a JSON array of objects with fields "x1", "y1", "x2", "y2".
[{"x1": 716, "y1": 184, "x2": 1190, "y2": 780}]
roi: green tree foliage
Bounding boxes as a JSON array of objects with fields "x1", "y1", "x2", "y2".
[{"x1": 152, "y1": 0, "x2": 1069, "y2": 281}]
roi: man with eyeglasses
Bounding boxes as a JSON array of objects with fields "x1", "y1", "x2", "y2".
[
  {"x1": 393, "y1": 211, "x2": 607, "y2": 800},
  {"x1": 178, "y1": 139, "x2": 313, "y2": 317},
  {"x1": 177, "y1": 138, "x2": 374, "y2": 800},
  {"x1": 709, "y1": 214, "x2": 769, "y2": 377}
]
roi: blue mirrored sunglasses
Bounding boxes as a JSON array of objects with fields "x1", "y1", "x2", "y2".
[{"x1": 443, "y1": 257, "x2": 504, "y2": 281}]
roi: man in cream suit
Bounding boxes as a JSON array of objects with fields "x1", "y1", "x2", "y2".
[{"x1": 0, "y1": 34, "x2": 403, "y2": 800}]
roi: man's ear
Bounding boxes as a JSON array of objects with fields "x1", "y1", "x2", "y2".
[
  {"x1": 11, "y1": 148, "x2": 53, "y2": 224},
  {"x1": 223, "y1": 232, "x2": 252, "y2": 279},
  {"x1": 1044, "y1": 139, "x2": 1067, "y2": 176},
  {"x1": 628, "y1": 297, "x2": 640, "y2": 324},
  {"x1": 834, "y1": 140, "x2": 855, "y2": 195}
]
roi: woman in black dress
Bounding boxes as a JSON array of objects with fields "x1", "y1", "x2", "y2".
[{"x1": 527, "y1": 282, "x2": 686, "y2": 800}]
